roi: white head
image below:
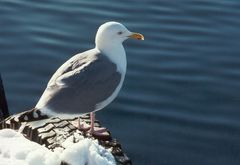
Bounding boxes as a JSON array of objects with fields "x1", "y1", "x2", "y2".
[{"x1": 95, "y1": 21, "x2": 144, "y2": 51}]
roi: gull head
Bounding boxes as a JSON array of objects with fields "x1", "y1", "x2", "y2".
[{"x1": 95, "y1": 21, "x2": 144, "y2": 50}]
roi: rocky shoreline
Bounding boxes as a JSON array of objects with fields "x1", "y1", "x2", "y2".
[{"x1": 0, "y1": 114, "x2": 132, "y2": 165}]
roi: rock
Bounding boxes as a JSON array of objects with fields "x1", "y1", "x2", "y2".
[{"x1": 0, "y1": 114, "x2": 132, "y2": 165}]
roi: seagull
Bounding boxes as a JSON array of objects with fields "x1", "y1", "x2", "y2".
[{"x1": 15, "y1": 21, "x2": 144, "y2": 137}]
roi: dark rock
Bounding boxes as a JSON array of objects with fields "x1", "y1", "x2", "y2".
[{"x1": 0, "y1": 74, "x2": 9, "y2": 120}]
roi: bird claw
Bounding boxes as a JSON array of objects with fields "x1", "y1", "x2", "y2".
[
  {"x1": 91, "y1": 127, "x2": 107, "y2": 134},
  {"x1": 77, "y1": 121, "x2": 108, "y2": 136},
  {"x1": 90, "y1": 127, "x2": 109, "y2": 138},
  {"x1": 75, "y1": 113, "x2": 109, "y2": 139},
  {"x1": 78, "y1": 122, "x2": 91, "y2": 132}
]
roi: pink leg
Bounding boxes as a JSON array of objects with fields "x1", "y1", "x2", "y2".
[
  {"x1": 78, "y1": 116, "x2": 90, "y2": 131},
  {"x1": 89, "y1": 112, "x2": 108, "y2": 136},
  {"x1": 90, "y1": 112, "x2": 95, "y2": 132}
]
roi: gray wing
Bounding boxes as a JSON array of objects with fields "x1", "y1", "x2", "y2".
[{"x1": 37, "y1": 49, "x2": 122, "y2": 114}]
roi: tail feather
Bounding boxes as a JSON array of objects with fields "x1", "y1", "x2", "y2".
[
  {"x1": 0, "y1": 108, "x2": 49, "y2": 130},
  {"x1": 14, "y1": 108, "x2": 49, "y2": 122}
]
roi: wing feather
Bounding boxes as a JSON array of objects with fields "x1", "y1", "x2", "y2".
[{"x1": 36, "y1": 49, "x2": 121, "y2": 115}]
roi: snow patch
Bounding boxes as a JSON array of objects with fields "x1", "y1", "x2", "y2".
[{"x1": 0, "y1": 129, "x2": 116, "y2": 165}]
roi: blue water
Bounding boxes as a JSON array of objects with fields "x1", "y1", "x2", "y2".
[{"x1": 1, "y1": 0, "x2": 240, "y2": 164}]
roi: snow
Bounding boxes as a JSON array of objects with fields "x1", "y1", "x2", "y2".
[{"x1": 0, "y1": 129, "x2": 116, "y2": 165}]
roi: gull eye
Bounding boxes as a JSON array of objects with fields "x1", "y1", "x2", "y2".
[{"x1": 118, "y1": 31, "x2": 123, "y2": 35}]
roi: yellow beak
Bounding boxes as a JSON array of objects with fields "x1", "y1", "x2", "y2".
[{"x1": 128, "y1": 32, "x2": 144, "y2": 40}]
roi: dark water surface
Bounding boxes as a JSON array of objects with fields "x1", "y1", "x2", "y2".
[{"x1": 1, "y1": 0, "x2": 240, "y2": 164}]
